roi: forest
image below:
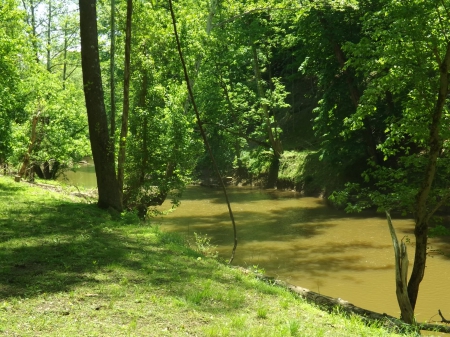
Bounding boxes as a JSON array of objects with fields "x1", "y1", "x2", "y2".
[{"x1": 1, "y1": 0, "x2": 450, "y2": 329}]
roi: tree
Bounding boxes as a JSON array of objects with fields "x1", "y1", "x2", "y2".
[
  {"x1": 79, "y1": 0, "x2": 122, "y2": 210},
  {"x1": 193, "y1": 5, "x2": 291, "y2": 186},
  {"x1": 117, "y1": 0, "x2": 132, "y2": 202},
  {"x1": 330, "y1": 0, "x2": 450, "y2": 324},
  {"x1": 120, "y1": 0, "x2": 203, "y2": 216},
  {"x1": 0, "y1": 0, "x2": 30, "y2": 165}
]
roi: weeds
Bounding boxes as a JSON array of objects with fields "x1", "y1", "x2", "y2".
[{"x1": 191, "y1": 232, "x2": 218, "y2": 258}]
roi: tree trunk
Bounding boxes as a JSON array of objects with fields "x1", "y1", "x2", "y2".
[
  {"x1": 251, "y1": 44, "x2": 283, "y2": 189},
  {"x1": 408, "y1": 42, "x2": 450, "y2": 311},
  {"x1": 50, "y1": 161, "x2": 60, "y2": 179},
  {"x1": 79, "y1": 0, "x2": 122, "y2": 211},
  {"x1": 46, "y1": 0, "x2": 52, "y2": 72},
  {"x1": 251, "y1": 44, "x2": 283, "y2": 158},
  {"x1": 117, "y1": 0, "x2": 133, "y2": 201},
  {"x1": 266, "y1": 154, "x2": 280, "y2": 189},
  {"x1": 62, "y1": 20, "x2": 68, "y2": 89},
  {"x1": 169, "y1": 0, "x2": 238, "y2": 263},
  {"x1": 33, "y1": 163, "x2": 44, "y2": 179},
  {"x1": 110, "y1": 0, "x2": 116, "y2": 139},
  {"x1": 43, "y1": 160, "x2": 50, "y2": 178},
  {"x1": 138, "y1": 75, "x2": 148, "y2": 186},
  {"x1": 18, "y1": 111, "x2": 41, "y2": 179},
  {"x1": 385, "y1": 211, "x2": 415, "y2": 324}
]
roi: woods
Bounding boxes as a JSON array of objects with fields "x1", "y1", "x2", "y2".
[{"x1": 1, "y1": 0, "x2": 450, "y2": 329}]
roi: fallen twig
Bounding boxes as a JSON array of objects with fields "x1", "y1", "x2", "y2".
[{"x1": 438, "y1": 309, "x2": 450, "y2": 324}]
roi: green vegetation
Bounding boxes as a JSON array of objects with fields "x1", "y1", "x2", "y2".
[
  {"x1": 2, "y1": 0, "x2": 450, "y2": 326},
  {"x1": 0, "y1": 176, "x2": 418, "y2": 336}
]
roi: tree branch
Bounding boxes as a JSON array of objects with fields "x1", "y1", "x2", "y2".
[
  {"x1": 168, "y1": 0, "x2": 238, "y2": 264},
  {"x1": 438, "y1": 309, "x2": 450, "y2": 324}
]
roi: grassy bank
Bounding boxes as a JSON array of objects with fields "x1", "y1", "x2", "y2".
[{"x1": 0, "y1": 176, "x2": 416, "y2": 337}]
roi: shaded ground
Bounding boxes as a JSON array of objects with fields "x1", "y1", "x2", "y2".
[{"x1": 0, "y1": 176, "x2": 420, "y2": 336}]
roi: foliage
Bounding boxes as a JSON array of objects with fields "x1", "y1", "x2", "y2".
[
  {"x1": 327, "y1": 0, "x2": 450, "y2": 216},
  {"x1": 1, "y1": 0, "x2": 89, "y2": 177},
  {"x1": 9, "y1": 70, "x2": 90, "y2": 172},
  {"x1": 0, "y1": 0, "x2": 31, "y2": 162}
]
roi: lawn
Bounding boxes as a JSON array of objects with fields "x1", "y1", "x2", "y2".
[{"x1": 0, "y1": 176, "x2": 419, "y2": 336}]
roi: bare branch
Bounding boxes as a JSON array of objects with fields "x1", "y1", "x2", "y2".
[{"x1": 438, "y1": 309, "x2": 450, "y2": 324}]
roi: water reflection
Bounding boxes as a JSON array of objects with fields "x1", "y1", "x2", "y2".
[
  {"x1": 158, "y1": 186, "x2": 450, "y2": 325},
  {"x1": 57, "y1": 163, "x2": 97, "y2": 188}
]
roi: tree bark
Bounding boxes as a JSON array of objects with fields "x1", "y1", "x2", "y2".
[
  {"x1": 385, "y1": 211, "x2": 414, "y2": 324},
  {"x1": 408, "y1": 42, "x2": 450, "y2": 311},
  {"x1": 18, "y1": 111, "x2": 41, "y2": 179},
  {"x1": 110, "y1": 0, "x2": 116, "y2": 139},
  {"x1": 117, "y1": 0, "x2": 133, "y2": 201},
  {"x1": 46, "y1": 0, "x2": 52, "y2": 72},
  {"x1": 62, "y1": 20, "x2": 68, "y2": 89},
  {"x1": 79, "y1": 0, "x2": 122, "y2": 211}
]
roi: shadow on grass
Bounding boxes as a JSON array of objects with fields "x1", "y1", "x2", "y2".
[{"x1": 0, "y1": 188, "x2": 218, "y2": 301}]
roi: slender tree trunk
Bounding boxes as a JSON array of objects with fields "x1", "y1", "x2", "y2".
[
  {"x1": 110, "y1": 0, "x2": 116, "y2": 139},
  {"x1": 79, "y1": 0, "x2": 122, "y2": 211},
  {"x1": 18, "y1": 111, "x2": 41, "y2": 179},
  {"x1": 46, "y1": 0, "x2": 52, "y2": 72},
  {"x1": 138, "y1": 74, "x2": 148, "y2": 185},
  {"x1": 182, "y1": 0, "x2": 217, "y2": 113},
  {"x1": 117, "y1": 0, "x2": 133, "y2": 200},
  {"x1": 29, "y1": 0, "x2": 39, "y2": 62},
  {"x1": 62, "y1": 20, "x2": 68, "y2": 89},
  {"x1": 408, "y1": 42, "x2": 450, "y2": 310},
  {"x1": 251, "y1": 44, "x2": 282, "y2": 188},
  {"x1": 169, "y1": 0, "x2": 238, "y2": 263},
  {"x1": 251, "y1": 45, "x2": 282, "y2": 157}
]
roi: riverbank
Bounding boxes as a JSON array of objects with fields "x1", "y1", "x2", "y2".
[{"x1": 0, "y1": 176, "x2": 418, "y2": 336}]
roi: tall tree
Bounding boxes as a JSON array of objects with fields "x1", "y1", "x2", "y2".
[
  {"x1": 109, "y1": 0, "x2": 116, "y2": 139},
  {"x1": 117, "y1": 0, "x2": 132, "y2": 201},
  {"x1": 329, "y1": 0, "x2": 450, "y2": 324},
  {"x1": 79, "y1": 0, "x2": 122, "y2": 210}
]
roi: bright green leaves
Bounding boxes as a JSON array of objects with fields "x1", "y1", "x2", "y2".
[
  {"x1": 0, "y1": 0, "x2": 31, "y2": 161},
  {"x1": 329, "y1": 0, "x2": 450, "y2": 216}
]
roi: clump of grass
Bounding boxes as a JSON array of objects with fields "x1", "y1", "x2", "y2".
[
  {"x1": 0, "y1": 176, "x2": 419, "y2": 337},
  {"x1": 257, "y1": 306, "x2": 268, "y2": 319},
  {"x1": 288, "y1": 320, "x2": 301, "y2": 336}
]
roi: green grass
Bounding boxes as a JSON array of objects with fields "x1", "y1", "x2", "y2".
[{"x1": 0, "y1": 175, "x2": 418, "y2": 336}]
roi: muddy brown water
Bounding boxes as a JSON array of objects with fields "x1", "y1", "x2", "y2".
[
  {"x1": 157, "y1": 186, "x2": 450, "y2": 328},
  {"x1": 59, "y1": 167, "x2": 450, "y2": 332}
]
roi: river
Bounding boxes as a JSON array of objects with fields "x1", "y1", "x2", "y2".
[
  {"x1": 59, "y1": 168, "x2": 450, "y2": 330},
  {"x1": 57, "y1": 162, "x2": 97, "y2": 188},
  {"x1": 156, "y1": 186, "x2": 450, "y2": 328}
]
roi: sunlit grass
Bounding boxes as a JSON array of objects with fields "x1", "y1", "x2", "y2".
[{"x1": 0, "y1": 175, "x2": 421, "y2": 336}]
